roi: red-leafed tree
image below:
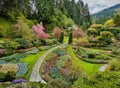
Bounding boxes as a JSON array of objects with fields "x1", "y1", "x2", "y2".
[
  {"x1": 32, "y1": 24, "x2": 49, "y2": 40},
  {"x1": 53, "y1": 27, "x2": 62, "y2": 39},
  {"x1": 73, "y1": 29, "x2": 85, "y2": 40}
]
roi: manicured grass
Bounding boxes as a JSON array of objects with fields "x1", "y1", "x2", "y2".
[
  {"x1": 63, "y1": 37, "x2": 68, "y2": 43},
  {"x1": 20, "y1": 51, "x2": 46, "y2": 80},
  {"x1": 68, "y1": 45, "x2": 102, "y2": 75}
]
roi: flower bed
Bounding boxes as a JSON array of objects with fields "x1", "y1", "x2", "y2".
[{"x1": 16, "y1": 63, "x2": 28, "y2": 77}]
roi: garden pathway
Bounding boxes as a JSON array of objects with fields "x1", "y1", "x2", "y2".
[
  {"x1": 99, "y1": 64, "x2": 108, "y2": 72},
  {"x1": 29, "y1": 44, "x2": 66, "y2": 83}
]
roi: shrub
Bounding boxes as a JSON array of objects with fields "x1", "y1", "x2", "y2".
[
  {"x1": 12, "y1": 78, "x2": 26, "y2": 84},
  {"x1": 4, "y1": 71, "x2": 16, "y2": 82},
  {"x1": 72, "y1": 72, "x2": 120, "y2": 88},
  {"x1": 29, "y1": 82, "x2": 46, "y2": 88},
  {"x1": 112, "y1": 48, "x2": 120, "y2": 55},
  {"x1": 47, "y1": 79, "x2": 70, "y2": 88},
  {"x1": 16, "y1": 63, "x2": 28, "y2": 77},
  {"x1": 73, "y1": 29, "x2": 85, "y2": 40},
  {"x1": 0, "y1": 64, "x2": 19, "y2": 73},
  {"x1": 32, "y1": 24, "x2": 49, "y2": 40},
  {"x1": 57, "y1": 55, "x2": 69, "y2": 69},
  {"x1": 14, "y1": 38, "x2": 32, "y2": 49},
  {"x1": 2, "y1": 41, "x2": 20, "y2": 50},
  {"x1": 86, "y1": 50, "x2": 96, "y2": 58},
  {"x1": 68, "y1": 32, "x2": 73, "y2": 44},
  {"x1": 53, "y1": 27, "x2": 62, "y2": 39},
  {"x1": 38, "y1": 47, "x2": 45, "y2": 51},
  {"x1": 0, "y1": 72, "x2": 6, "y2": 82},
  {"x1": 109, "y1": 59, "x2": 120, "y2": 71},
  {"x1": 33, "y1": 39, "x2": 42, "y2": 47},
  {"x1": 1, "y1": 53, "x2": 25, "y2": 61},
  {"x1": 87, "y1": 28, "x2": 98, "y2": 37},
  {"x1": 46, "y1": 39, "x2": 57, "y2": 45},
  {"x1": 8, "y1": 83, "x2": 31, "y2": 88},
  {"x1": 50, "y1": 68, "x2": 59, "y2": 78},
  {"x1": 58, "y1": 32, "x2": 64, "y2": 43},
  {"x1": 25, "y1": 48, "x2": 39, "y2": 54},
  {"x1": 53, "y1": 48, "x2": 66, "y2": 56}
]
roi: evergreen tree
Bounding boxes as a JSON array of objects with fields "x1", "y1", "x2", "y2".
[
  {"x1": 58, "y1": 32, "x2": 64, "y2": 43},
  {"x1": 68, "y1": 32, "x2": 73, "y2": 44}
]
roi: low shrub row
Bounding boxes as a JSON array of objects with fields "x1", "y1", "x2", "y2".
[
  {"x1": 75, "y1": 47, "x2": 113, "y2": 64},
  {"x1": 0, "y1": 48, "x2": 39, "y2": 62}
]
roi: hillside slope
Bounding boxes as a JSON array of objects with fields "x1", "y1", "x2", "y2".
[{"x1": 92, "y1": 4, "x2": 120, "y2": 24}]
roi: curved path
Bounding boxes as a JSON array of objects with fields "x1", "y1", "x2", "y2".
[{"x1": 29, "y1": 44, "x2": 66, "y2": 83}]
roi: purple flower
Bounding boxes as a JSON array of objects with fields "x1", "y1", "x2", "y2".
[
  {"x1": 0, "y1": 49, "x2": 4, "y2": 54},
  {"x1": 12, "y1": 78, "x2": 26, "y2": 84}
]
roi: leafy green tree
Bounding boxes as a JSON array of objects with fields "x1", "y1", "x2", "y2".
[{"x1": 13, "y1": 15, "x2": 35, "y2": 40}]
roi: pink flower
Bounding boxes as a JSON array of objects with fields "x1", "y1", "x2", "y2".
[
  {"x1": 32, "y1": 24, "x2": 48, "y2": 40},
  {"x1": 0, "y1": 49, "x2": 4, "y2": 54}
]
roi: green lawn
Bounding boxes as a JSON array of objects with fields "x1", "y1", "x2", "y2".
[
  {"x1": 20, "y1": 51, "x2": 46, "y2": 80},
  {"x1": 68, "y1": 45, "x2": 102, "y2": 75},
  {"x1": 63, "y1": 37, "x2": 68, "y2": 43}
]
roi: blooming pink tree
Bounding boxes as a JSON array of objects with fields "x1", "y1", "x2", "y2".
[
  {"x1": 32, "y1": 24, "x2": 49, "y2": 40},
  {"x1": 53, "y1": 27, "x2": 62, "y2": 39},
  {"x1": 73, "y1": 29, "x2": 85, "y2": 40}
]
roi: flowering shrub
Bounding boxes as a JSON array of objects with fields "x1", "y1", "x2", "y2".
[
  {"x1": 12, "y1": 78, "x2": 26, "y2": 84},
  {"x1": 0, "y1": 49, "x2": 4, "y2": 54},
  {"x1": 32, "y1": 24, "x2": 49, "y2": 40},
  {"x1": 16, "y1": 63, "x2": 28, "y2": 76}
]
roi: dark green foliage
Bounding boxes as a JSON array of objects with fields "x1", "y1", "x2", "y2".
[
  {"x1": 29, "y1": 82, "x2": 45, "y2": 88},
  {"x1": 68, "y1": 32, "x2": 73, "y2": 44},
  {"x1": 4, "y1": 71, "x2": 16, "y2": 82},
  {"x1": 58, "y1": 32, "x2": 64, "y2": 43},
  {"x1": 14, "y1": 38, "x2": 33, "y2": 49},
  {"x1": 46, "y1": 39, "x2": 57, "y2": 45},
  {"x1": 47, "y1": 79, "x2": 71, "y2": 88},
  {"x1": 33, "y1": 39, "x2": 42, "y2": 47},
  {"x1": 0, "y1": 72, "x2": 6, "y2": 82}
]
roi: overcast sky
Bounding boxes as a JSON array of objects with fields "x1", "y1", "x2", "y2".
[{"x1": 75, "y1": 0, "x2": 120, "y2": 14}]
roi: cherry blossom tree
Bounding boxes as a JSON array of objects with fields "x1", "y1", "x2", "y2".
[
  {"x1": 32, "y1": 24, "x2": 49, "y2": 40},
  {"x1": 53, "y1": 27, "x2": 62, "y2": 39}
]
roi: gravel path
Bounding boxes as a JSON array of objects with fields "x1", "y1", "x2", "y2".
[
  {"x1": 99, "y1": 64, "x2": 108, "y2": 72},
  {"x1": 29, "y1": 44, "x2": 65, "y2": 83}
]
